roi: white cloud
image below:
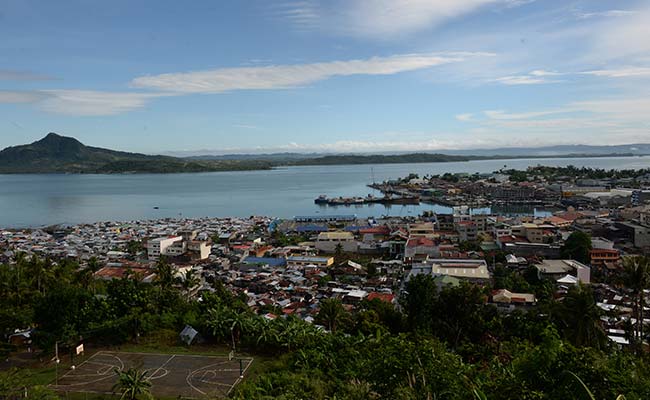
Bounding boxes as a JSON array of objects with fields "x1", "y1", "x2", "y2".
[
  {"x1": 570, "y1": 97, "x2": 650, "y2": 120},
  {"x1": 455, "y1": 113, "x2": 473, "y2": 121},
  {"x1": 492, "y1": 75, "x2": 555, "y2": 85},
  {"x1": 529, "y1": 69, "x2": 562, "y2": 77},
  {"x1": 590, "y1": 6, "x2": 650, "y2": 61},
  {"x1": 576, "y1": 10, "x2": 637, "y2": 19},
  {"x1": 39, "y1": 90, "x2": 167, "y2": 116},
  {"x1": 0, "y1": 70, "x2": 55, "y2": 81},
  {"x1": 483, "y1": 109, "x2": 567, "y2": 120},
  {"x1": 132, "y1": 52, "x2": 489, "y2": 93},
  {"x1": 581, "y1": 67, "x2": 650, "y2": 78},
  {"x1": 0, "y1": 91, "x2": 49, "y2": 103},
  {"x1": 277, "y1": 0, "x2": 530, "y2": 39}
]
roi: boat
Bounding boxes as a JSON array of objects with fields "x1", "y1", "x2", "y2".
[{"x1": 314, "y1": 195, "x2": 329, "y2": 204}]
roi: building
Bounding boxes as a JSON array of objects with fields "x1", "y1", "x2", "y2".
[
  {"x1": 424, "y1": 258, "x2": 491, "y2": 282},
  {"x1": 534, "y1": 259, "x2": 591, "y2": 284},
  {"x1": 457, "y1": 221, "x2": 478, "y2": 242},
  {"x1": 491, "y1": 289, "x2": 536, "y2": 312},
  {"x1": 286, "y1": 256, "x2": 334, "y2": 269},
  {"x1": 147, "y1": 236, "x2": 184, "y2": 260},
  {"x1": 315, "y1": 231, "x2": 358, "y2": 253},
  {"x1": 408, "y1": 222, "x2": 436, "y2": 238}
]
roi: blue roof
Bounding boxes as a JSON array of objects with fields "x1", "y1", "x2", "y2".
[
  {"x1": 344, "y1": 225, "x2": 371, "y2": 232},
  {"x1": 243, "y1": 257, "x2": 287, "y2": 267},
  {"x1": 294, "y1": 215, "x2": 357, "y2": 222},
  {"x1": 287, "y1": 256, "x2": 332, "y2": 262},
  {"x1": 296, "y1": 225, "x2": 328, "y2": 232}
]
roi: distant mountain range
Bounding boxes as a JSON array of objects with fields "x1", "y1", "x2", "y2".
[
  {"x1": 0, "y1": 133, "x2": 271, "y2": 173},
  {"x1": 1, "y1": 133, "x2": 648, "y2": 174},
  {"x1": 178, "y1": 143, "x2": 650, "y2": 160}
]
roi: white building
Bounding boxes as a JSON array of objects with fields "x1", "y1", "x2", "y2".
[{"x1": 147, "y1": 236, "x2": 185, "y2": 260}]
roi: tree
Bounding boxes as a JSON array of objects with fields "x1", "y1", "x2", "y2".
[
  {"x1": 620, "y1": 256, "x2": 650, "y2": 352},
  {"x1": 334, "y1": 243, "x2": 345, "y2": 264},
  {"x1": 561, "y1": 231, "x2": 592, "y2": 264},
  {"x1": 317, "y1": 298, "x2": 347, "y2": 333},
  {"x1": 112, "y1": 368, "x2": 152, "y2": 400},
  {"x1": 401, "y1": 274, "x2": 437, "y2": 333},
  {"x1": 154, "y1": 257, "x2": 175, "y2": 291},
  {"x1": 178, "y1": 269, "x2": 199, "y2": 300},
  {"x1": 555, "y1": 284, "x2": 607, "y2": 349}
]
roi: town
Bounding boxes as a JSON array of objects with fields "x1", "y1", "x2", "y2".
[{"x1": 3, "y1": 166, "x2": 650, "y2": 346}]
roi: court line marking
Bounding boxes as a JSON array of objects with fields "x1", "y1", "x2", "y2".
[{"x1": 146, "y1": 355, "x2": 175, "y2": 382}]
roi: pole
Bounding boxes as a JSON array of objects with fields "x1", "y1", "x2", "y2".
[
  {"x1": 239, "y1": 359, "x2": 243, "y2": 379},
  {"x1": 55, "y1": 342, "x2": 59, "y2": 386},
  {"x1": 231, "y1": 327, "x2": 236, "y2": 353}
]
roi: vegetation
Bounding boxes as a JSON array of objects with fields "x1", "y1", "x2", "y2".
[
  {"x1": 2, "y1": 253, "x2": 650, "y2": 399},
  {"x1": 0, "y1": 133, "x2": 272, "y2": 174},
  {"x1": 561, "y1": 231, "x2": 593, "y2": 264},
  {"x1": 3, "y1": 133, "x2": 649, "y2": 174},
  {"x1": 112, "y1": 368, "x2": 152, "y2": 400}
]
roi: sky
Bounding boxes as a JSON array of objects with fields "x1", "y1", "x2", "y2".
[{"x1": 1, "y1": 0, "x2": 650, "y2": 154}]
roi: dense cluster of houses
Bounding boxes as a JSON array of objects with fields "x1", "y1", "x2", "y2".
[{"x1": 2, "y1": 191, "x2": 650, "y2": 345}]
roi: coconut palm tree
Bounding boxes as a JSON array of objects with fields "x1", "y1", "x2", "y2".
[
  {"x1": 112, "y1": 368, "x2": 152, "y2": 400},
  {"x1": 154, "y1": 256, "x2": 175, "y2": 291},
  {"x1": 179, "y1": 269, "x2": 199, "y2": 300},
  {"x1": 620, "y1": 256, "x2": 650, "y2": 352},
  {"x1": 557, "y1": 284, "x2": 607, "y2": 349},
  {"x1": 317, "y1": 298, "x2": 347, "y2": 333}
]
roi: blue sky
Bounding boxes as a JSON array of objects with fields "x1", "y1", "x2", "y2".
[{"x1": 1, "y1": 0, "x2": 650, "y2": 154}]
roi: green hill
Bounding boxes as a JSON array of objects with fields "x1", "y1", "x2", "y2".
[{"x1": 0, "y1": 133, "x2": 271, "y2": 173}]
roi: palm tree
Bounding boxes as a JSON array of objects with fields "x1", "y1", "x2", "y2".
[
  {"x1": 227, "y1": 311, "x2": 252, "y2": 351},
  {"x1": 179, "y1": 269, "x2": 199, "y2": 300},
  {"x1": 154, "y1": 257, "x2": 175, "y2": 290},
  {"x1": 620, "y1": 256, "x2": 650, "y2": 352},
  {"x1": 112, "y1": 368, "x2": 152, "y2": 400},
  {"x1": 317, "y1": 298, "x2": 346, "y2": 333},
  {"x1": 557, "y1": 284, "x2": 607, "y2": 349}
]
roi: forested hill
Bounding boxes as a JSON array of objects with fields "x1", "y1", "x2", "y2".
[
  {"x1": 0, "y1": 133, "x2": 271, "y2": 173},
  {"x1": 290, "y1": 153, "x2": 474, "y2": 165}
]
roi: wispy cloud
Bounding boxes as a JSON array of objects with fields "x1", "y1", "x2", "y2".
[
  {"x1": 0, "y1": 70, "x2": 55, "y2": 81},
  {"x1": 492, "y1": 74, "x2": 559, "y2": 85},
  {"x1": 232, "y1": 124, "x2": 259, "y2": 129},
  {"x1": 581, "y1": 67, "x2": 650, "y2": 78},
  {"x1": 455, "y1": 113, "x2": 473, "y2": 121},
  {"x1": 277, "y1": 0, "x2": 532, "y2": 39},
  {"x1": 0, "y1": 90, "x2": 49, "y2": 103},
  {"x1": 576, "y1": 10, "x2": 637, "y2": 20},
  {"x1": 132, "y1": 52, "x2": 490, "y2": 93},
  {"x1": 38, "y1": 90, "x2": 168, "y2": 116}
]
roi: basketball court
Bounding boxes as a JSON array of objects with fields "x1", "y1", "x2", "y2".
[{"x1": 51, "y1": 351, "x2": 253, "y2": 398}]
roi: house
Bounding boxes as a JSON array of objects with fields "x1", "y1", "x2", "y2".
[
  {"x1": 534, "y1": 259, "x2": 591, "y2": 284},
  {"x1": 491, "y1": 289, "x2": 536, "y2": 308},
  {"x1": 415, "y1": 259, "x2": 491, "y2": 283},
  {"x1": 286, "y1": 256, "x2": 334, "y2": 269},
  {"x1": 315, "y1": 231, "x2": 358, "y2": 253}
]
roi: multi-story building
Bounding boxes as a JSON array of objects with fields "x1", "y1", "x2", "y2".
[{"x1": 147, "y1": 236, "x2": 184, "y2": 260}]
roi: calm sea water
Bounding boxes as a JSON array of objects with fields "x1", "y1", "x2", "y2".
[{"x1": 1, "y1": 156, "x2": 649, "y2": 228}]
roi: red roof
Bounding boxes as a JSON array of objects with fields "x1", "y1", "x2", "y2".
[
  {"x1": 407, "y1": 237, "x2": 435, "y2": 248},
  {"x1": 367, "y1": 292, "x2": 395, "y2": 303},
  {"x1": 360, "y1": 226, "x2": 390, "y2": 235}
]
